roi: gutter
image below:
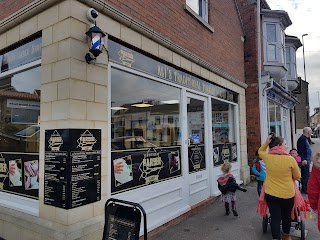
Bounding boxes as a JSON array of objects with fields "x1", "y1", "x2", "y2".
[{"x1": 257, "y1": 0, "x2": 264, "y2": 142}]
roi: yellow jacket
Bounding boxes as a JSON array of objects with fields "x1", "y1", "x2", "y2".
[{"x1": 258, "y1": 143, "x2": 301, "y2": 199}]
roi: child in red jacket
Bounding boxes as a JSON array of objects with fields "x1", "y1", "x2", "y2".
[
  {"x1": 217, "y1": 162, "x2": 247, "y2": 216},
  {"x1": 307, "y1": 152, "x2": 320, "y2": 231}
]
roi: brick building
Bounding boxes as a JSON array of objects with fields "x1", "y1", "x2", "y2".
[
  {"x1": 236, "y1": 0, "x2": 301, "y2": 164},
  {"x1": 0, "y1": 0, "x2": 249, "y2": 239}
]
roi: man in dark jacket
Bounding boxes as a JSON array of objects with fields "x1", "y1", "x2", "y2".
[{"x1": 297, "y1": 127, "x2": 312, "y2": 194}]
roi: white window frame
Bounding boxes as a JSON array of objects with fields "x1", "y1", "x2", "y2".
[
  {"x1": 264, "y1": 22, "x2": 285, "y2": 64},
  {"x1": 184, "y1": 0, "x2": 213, "y2": 32},
  {"x1": 285, "y1": 46, "x2": 297, "y2": 79},
  {"x1": 0, "y1": 59, "x2": 41, "y2": 216},
  {"x1": 186, "y1": 0, "x2": 208, "y2": 22}
]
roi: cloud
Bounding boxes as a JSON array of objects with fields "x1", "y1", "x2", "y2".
[{"x1": 267, "y1": 0, "x2": 320, "y2": 114}]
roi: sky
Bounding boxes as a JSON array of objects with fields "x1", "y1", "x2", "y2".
[{"x1": 267, "y1": 0, "x2": 320, "y2": 115}]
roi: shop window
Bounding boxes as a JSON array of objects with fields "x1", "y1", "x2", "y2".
[
  {"x1": 268, "y1": 101, "x2": 282, "y2": 136},
  {"x1": 0, "y1": 37, "x2": 41, "y2": 200},
  {"x1": 110, "y1": 68, "x2": 182, "y2": 194},
  {"x1": 212, "y1": 98, "x2": 237, "y2": 166}
]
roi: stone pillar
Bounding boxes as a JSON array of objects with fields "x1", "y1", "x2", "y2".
[
  {"x1": 239, "y1": 93, "x2": 250, "y2": 184},
  {"x1": 38, "y1": 1, "x2": 109, "y2": 238}
]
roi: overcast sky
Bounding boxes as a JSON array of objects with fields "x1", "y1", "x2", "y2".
[{"x1": 267, "y1": 0, "x2": 320, "y2": 115}]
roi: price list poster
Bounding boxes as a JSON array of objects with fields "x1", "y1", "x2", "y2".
[{"x1": 44, "y1": 129, "x2": 101, "y2": 209}]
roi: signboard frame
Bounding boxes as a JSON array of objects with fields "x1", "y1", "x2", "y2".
[{"x1": 103, "y1": 198, "x2": 147, "y2": 240}]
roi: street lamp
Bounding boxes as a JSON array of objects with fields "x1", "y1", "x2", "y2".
[{"x1": 302, "y1": 33, "x2": 309, "y2": 125}]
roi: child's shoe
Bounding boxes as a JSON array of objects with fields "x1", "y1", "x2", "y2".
[
  {"x1": 232, "y1": 209, "x2": 238, "y2": 216},
  {"x1": 225, "y1": 208, "x2": 230, "y2": 216}
]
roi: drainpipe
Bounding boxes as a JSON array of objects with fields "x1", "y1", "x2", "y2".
[
  {"x1": 263, "y1": 78, "x2": 274, "y2": 96},
  {"x1": 257, "y1": 0, "x2": 264, "y2": 142}
]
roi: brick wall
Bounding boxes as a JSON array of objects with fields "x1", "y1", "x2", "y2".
[
  {"x1": 236, "y1": 0, "x2": 261, "y2": 165},
  {"x1": 0, "y1": 0, "x2": 34, "y2": 20},
  {"x1": 295, "y1": 80, "x2": 309, "y2": 129},
  {"x1": 106, "y1": 0, "x2": 245, "y2": 82}
]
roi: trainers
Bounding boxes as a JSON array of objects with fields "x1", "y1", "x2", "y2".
[
  {"x1": 232, "y1": 209, "x2": 238, "y2": 216},
  {"x1": 225, "y1": 208, "x2": 230, "y2": 216}
]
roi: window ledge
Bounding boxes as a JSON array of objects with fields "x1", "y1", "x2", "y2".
[{"x1": 184, "y1": 4, "x2": 214, "y2": 33}]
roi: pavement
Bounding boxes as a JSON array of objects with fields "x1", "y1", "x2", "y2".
[{"x1": 152, "y1": 139, "x2": 320, "y2": 240}]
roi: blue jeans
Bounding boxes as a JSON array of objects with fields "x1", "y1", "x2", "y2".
[{"x1": 257, "y1": 180, "x2": 264, "y2": 196}]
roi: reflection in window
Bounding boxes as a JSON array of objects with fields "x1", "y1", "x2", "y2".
[
  {"x1": 212, "y1": 98, "x2": 235, "y2": 144},
  {"x1": 268, "y1": 101, "x2": 281, "y2": 136},
  {"x1": 0, "y1": 67, "x2": 40, "y2": 153},
  {"x1": 111, "y1": 68, "x2": 181, "y2": 150}
]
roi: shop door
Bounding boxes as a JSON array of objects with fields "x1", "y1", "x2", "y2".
[{"x1": 185, "y1": 93, "x2": 210, "y2": 205}]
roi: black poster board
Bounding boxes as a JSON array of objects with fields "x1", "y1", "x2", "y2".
[
  {"x1": 103, "y1": 198, "x2": 147, "y2": 240},
  {"x1": 44, "y1": 129, "x2": 101, "y2": 209},
  {"x1": 213, "y1": 143, "x2": 237, "y2": 166},
  {"x1": 0, "y1": 153, "x2": 39, "y2": 199},
  {"x1": 111, "y1": 147, "x2": 181, "y2": 194},
  {"x1": 188, "y1": 144, "x2": 206, "y2": 173}
]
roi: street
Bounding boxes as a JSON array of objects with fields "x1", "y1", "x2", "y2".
[{"x1": 153, "y1": 139, "x2": 320, "y2": 240}]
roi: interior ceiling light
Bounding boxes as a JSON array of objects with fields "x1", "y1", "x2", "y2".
[
  {"x1": 160, "y1": 100, "x2": 179, "y2": 104},
  {"x1": 131, "y1": 103, "x2": 154, "y2": 108},
  {"x1": 111, "y1": 106, "x2": 128, "y2": 110}
]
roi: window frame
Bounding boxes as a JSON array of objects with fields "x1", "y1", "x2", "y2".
[
  {"x1": 184, "y1": 0, "x2": 214, "y2": 32},
  {"x1": 264, "y1": 22, "x2": 286, "y2": 64},
  {"x1": 0, "y1": 58, "x2": 41, "y2": 216}
]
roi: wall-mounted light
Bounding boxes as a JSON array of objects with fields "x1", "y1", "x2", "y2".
[{"x1": 85, "y1": 24, "x2": 106, "y2": 64}]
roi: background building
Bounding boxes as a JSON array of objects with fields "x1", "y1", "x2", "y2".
[
  {"x1": 236, "y1": 0, "x2": 301, "y2": 163},
  {"x1": 0, "y1": 0, "x2": 249, "y2": 239}
]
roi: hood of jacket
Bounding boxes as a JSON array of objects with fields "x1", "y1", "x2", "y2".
[{"x1": 313, "y1": 152, "x2": 320, "y2": 170}]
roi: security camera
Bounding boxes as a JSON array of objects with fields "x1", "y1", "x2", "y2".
[{"x1": 87, "y1": 8, "x2": 99, "y2": 22}]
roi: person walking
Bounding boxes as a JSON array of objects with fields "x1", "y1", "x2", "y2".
[
  {"x1": 217, "y1": 162, "x2": 247, "y2": 216},
  {"x1": 251, "y1": 149, "x2": 266, "y2": 196},
  {"x1": 258, "y1": 134, "x2": 301, "y2": 240},
  {"x1": 297, "y1": 127, "x2": 312, "y2": 194}
]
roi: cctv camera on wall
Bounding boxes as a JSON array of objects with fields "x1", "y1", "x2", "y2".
[{"x1": 87, "y1": 8, "x2": 99, "y2": 22}]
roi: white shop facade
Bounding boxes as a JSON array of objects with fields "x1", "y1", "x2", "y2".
[{"x1": 107, "y1": 38, "x2": 242, "y2": 230}]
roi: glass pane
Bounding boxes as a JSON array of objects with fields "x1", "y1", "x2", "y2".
[
  {"x1": 286, "y1": 47, "x2": 290, "y2": 63},
  {"x1": 0, "y1": 67, "x2": 40, "y2": 153},
  {"x1": 186, "y1": 0, "x2": 199, "y2": 14},
  {"x1": 111, "y1": 68, "x2": 181, "y2": 150},
  {"x1": 268, "y1": 101, "x2": 276, "y2": 134},
  {"x1": 212, "y1": 99, "x2": 237, "y2": 166},
  {"x1": 187, "y1": 96, "x2": 206, "y2": 172},
  {"x1": 212, "y1": 98, "x2": 231, "y2": 144},
  {"x1": 110, "y1": 68, "x2": 182, "y2": 194},
  {"x1": 275, "y1": 104, "x2": 281, "y2": 136},
  {"x1": 266, "y1": 24, "x2": 276, "y2": 42},
  {"x1": 267, "y1": 44, "x2": 276, "y2": 61}
]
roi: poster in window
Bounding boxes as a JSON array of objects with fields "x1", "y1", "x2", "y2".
[
  {"x1": 188, "y1": 144, "x2": 205, "y2": 173},
  {"x1": 213, "y1": 146, "x2": 220, "y2": 165},
  {"x1": 0, "y1": 153, "x2": 39, "y2": 199},
  {"x1": 111, "y1": 147, "x2": 181, "y2": 194},
  {"x1": 213, "y1": 143, "x2": 237, "y2": 166}
]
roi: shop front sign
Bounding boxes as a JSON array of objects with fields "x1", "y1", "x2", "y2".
[{"x1": 108, "y1": 39, "x2": 238, "y2": 103}]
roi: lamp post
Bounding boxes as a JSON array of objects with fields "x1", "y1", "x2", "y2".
[
  {"x1": 302, "y1": 33, "x2": 309, "y2": 125},
  {"x1": 317, "y1": 91, "x2": 320, "y2": 111}
]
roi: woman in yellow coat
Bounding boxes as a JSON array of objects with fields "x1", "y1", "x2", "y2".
[{"x1": 258, "y1": 134, "x2": 301, "y2": 240}]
